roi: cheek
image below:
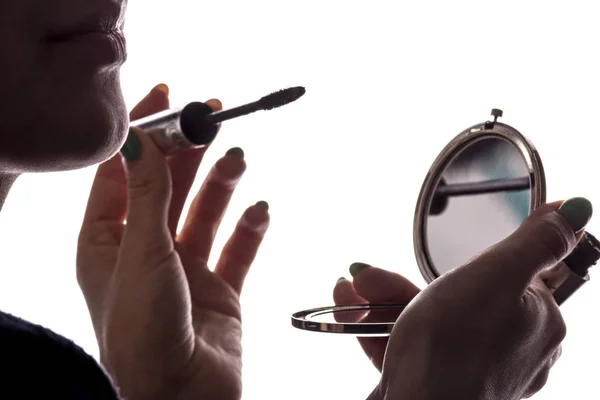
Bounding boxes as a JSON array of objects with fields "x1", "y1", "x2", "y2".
[
  {"x1": 0, "y1": 46, "x2": 45, "y2": 153},
  {"x1": 0, "y1": 4, "x2": 41, "y2": 83},
  {"x1": 0, "y1": 18, "x2": 46, "y2": 126}
]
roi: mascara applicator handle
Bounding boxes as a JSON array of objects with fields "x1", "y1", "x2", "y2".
[{"x1": 133, "y1": 102, "x2": 219, "y2": 155}]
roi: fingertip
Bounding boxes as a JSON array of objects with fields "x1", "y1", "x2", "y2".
[
  {"x1": 349, "y1": 262, "x2": 371, "y2": 277},
  {"x1": 240, "y1": 202, "x2": 270, "y2": 233},
  {"x1": 146, "y1": 84, "x2": 170, "y2": 109},
  {"x1": 255, "y1": 200, "x2": 269, "y2": 211},
  {"x1": 153, "y1": 83, "x2": 169, "y2": 96},
  {"x1": 333, "y1": 277, "x2": 354, "y2": 299},
  {"x1": 129, "y1": 86, "x2": 171, "y2": 120},
  {"x1": 556, "y1": 197, "x2": 593, "y2": 233},
  {"x1": 211, "y1": 153, "x2": 247, "y2": 187},
  {"x1": 119, "y1": 128, "x2": 171, "y2": 188},
  {"x1": 532, "y1": 198, "x2": 593, "y2": 234},
  {"x1": 226, "y1": 147, "x2": 245, "y2": 158},
  {"x1": 120, "y1": 128, "x2": 142, "y2": 163},
  {"x1": 121, "y1": 127, "x2": 162, "y2": 164},
  {"x1": 501, "y1": 202, "x2": 586, "y2": 286},
  {"x1": 523, "y1": 197, "x2": 593, "y2": 247},
  {"x1": 206, "y1": 98, "x2": 223, "y2": 111},
  {"x1": 253, "y1": 201, "x2": 270, "y2": 218}
]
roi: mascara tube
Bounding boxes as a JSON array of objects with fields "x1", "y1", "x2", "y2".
[
  {"x1": 542, "y1": 232, "x2": 600, "y2": 305},
  {"x1": 130, "y1": 102, "x2": 217, "y2": 155}
]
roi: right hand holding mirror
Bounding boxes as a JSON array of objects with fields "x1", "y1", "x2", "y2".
[{"x1": 292, "y1": 109, "x2": 600, "y2": 336}]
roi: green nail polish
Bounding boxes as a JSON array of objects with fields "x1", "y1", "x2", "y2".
[
  {"x1": 337, "y1": 277, "x2": 347, "y2": 283},
  {"x1": 349, "y1": 262, "x2": 370, "y2": 277},
  {"x1": 120, "y1": 129, "x2": 142, "y2": 162},
  {"x1": 557, "y1": 197, "x2": 593, "y2": 233},
  {"x1": 256, "y1": 201, "x2": 269, "y2": 211},
  {"x1": 226, "y1": 147, "x2": 244, "y2": 158}
]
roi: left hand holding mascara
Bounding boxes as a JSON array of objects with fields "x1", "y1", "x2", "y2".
[{"x1": 77, "y1": 84, "x2": 270, "y2": 400}]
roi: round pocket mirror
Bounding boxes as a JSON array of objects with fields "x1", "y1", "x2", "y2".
[
  {"x1": 291, "y1": 110, "x2": 596, "y2": 336},
  {"x1": 413, "y1": 110, "x2": 545, "y2": 283}
]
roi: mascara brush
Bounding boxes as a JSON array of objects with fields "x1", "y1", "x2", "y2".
[
  {"x1": 130, "y1": 86, "x2": 306, "y2": 154},
  {"x1": 434, "y1": 176, "x2": 530, "y2": 197}
]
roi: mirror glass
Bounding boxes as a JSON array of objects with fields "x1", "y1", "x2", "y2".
[{"x1": 425, "y1": 137, "x2": 532, "y2": 277}]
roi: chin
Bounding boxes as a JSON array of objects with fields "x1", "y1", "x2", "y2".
[
  {"x1": 54, "y1": 94, "x2": 129, "y2": 171},
  {"x1": 0, "y1": 75, "x2": 129, "y2": 173}
]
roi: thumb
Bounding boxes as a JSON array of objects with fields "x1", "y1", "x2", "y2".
[
  {"x1": 481, "y1": 197, "x2": 593, "y2": 291},
  {"x1": 120, "y1": 128, "x2": 173, "y2": 254}
]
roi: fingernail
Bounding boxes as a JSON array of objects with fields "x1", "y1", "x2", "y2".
[
  {"x1": 120, "y1": 129, "x2": 142, "y2": 162},
  {"x1": 557, "y1": 197, "x2": 593, "y2": 233},
  {"x1": 226, "y1": 147, "x2": 244, "y2": 158},
  {"x1": 337, "y1": 277, "x2": 347, "y2": 283},
  {"x1": 256, "y1": 201, "x2": 269, "y2": 211},
  {"x1": 153, "y1": 83, "x2": 169, "y2": 95},
  {"x1": 349, "y1": 262, "x2": 370, "y2": 277}
]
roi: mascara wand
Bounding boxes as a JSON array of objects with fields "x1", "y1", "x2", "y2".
[
  {"x1": 205, "y1": 86, "x2": 306, "y2": 124},
  {"x1": 130, "y1": 86, "x2": 306, "y2": 154}
]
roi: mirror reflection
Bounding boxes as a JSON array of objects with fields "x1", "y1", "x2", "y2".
[{"x1": 426, "y1": 138, "x2": 531, "y2": 277}]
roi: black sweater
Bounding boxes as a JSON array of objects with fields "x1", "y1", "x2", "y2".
[{"x1": 0, "y1": 311, "x2": 119, "y2": 399}]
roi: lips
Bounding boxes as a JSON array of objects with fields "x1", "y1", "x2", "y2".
[
  {"x1": 47, "y1": 20, "x2": 120, "y2": 42},
  {"x1": 45, "y1": 4, "x2": 127, "y2": 66},
  {"x1": 47, "y1": 30, "x2": 127, "y2": 68}
]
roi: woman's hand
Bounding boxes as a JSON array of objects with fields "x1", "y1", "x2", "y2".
[
  {"x1": 338, "y1": 198, "x2": 592, "y2": 400},
  {"x1": 333, "y1": 266, "x2": 421, "y2": 372},
  {"x1": 76, "y1": 84, "x2": 269, "y2": 400}
]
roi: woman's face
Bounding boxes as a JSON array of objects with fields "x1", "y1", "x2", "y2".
[{"x1": 0, "y1": 0, "x2": 128, "y2": 172}]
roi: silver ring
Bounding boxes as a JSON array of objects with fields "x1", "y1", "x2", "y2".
[{"x1": 291, "y1": 303, "x2": 407, "y2": 337}]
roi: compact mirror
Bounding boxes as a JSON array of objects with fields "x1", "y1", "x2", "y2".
[
  {"x1": 414, "y1": 110, "x2": 546, "y2": 283},
  {"x1": 291, "y1": 109, "x2": 546, "y2": 336}
]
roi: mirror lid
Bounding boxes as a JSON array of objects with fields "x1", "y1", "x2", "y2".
[{"x1": 413, "y1": 110, "x2": 547, "y2": 284}]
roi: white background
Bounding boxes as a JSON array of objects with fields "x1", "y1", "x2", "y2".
[{"x1": 1, "y1": 1, "x2": 599, "y2": 399}]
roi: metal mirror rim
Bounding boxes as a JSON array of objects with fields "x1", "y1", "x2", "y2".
[
  {"x1": 290, "y1": 303, "x2": 407, "y2": 336},
  {"x1": 413, "y1": 119, "x2": 547, "y2": 284}
]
